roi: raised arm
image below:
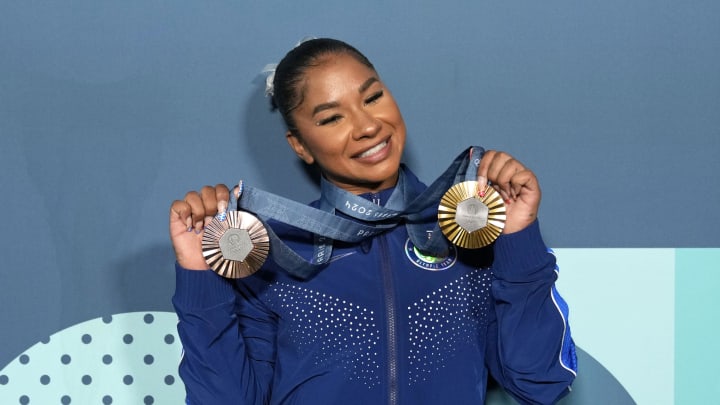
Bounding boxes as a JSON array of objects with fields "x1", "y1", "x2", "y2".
[
  {"x1": 477, "y1": 151, "x2": 577, "y2": 404},
  {"x1": 170, "y1": 184, "x2": 276, "y2": 404},
  {"x1": 486, "y1": 222, "x2": 577, "y2": 404}
]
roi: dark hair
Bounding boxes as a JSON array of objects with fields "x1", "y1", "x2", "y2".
[{"x1": 271, "y1": 38, "x2": 375, "y2": 134}]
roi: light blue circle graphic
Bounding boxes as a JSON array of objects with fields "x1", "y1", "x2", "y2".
[
  {"x1": 0, "y1": 312, "x2": 634, "y2": 404},
  {"x1": 0, "y1": 312, "x2": 184, "y2": 404}
]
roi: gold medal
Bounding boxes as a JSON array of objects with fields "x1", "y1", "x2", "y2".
[
  {"x1": 438, "y1": 181, "x2": 506, "y2": 248},
  {"x1": 202, "y1": 211, "x2": 270, "y2": 278}
]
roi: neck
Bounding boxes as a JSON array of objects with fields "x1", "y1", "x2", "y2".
[{"x1": 323, "y1": 171, "x2": 400, "y2": 195}]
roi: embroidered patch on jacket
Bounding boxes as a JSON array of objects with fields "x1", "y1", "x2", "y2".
[{"x1": 404, "y1": 238, "x2": 457, "y2": 271}]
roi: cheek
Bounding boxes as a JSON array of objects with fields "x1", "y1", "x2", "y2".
[{"x1": 303, "y1": 134, "x2": 347, "y2": 164}]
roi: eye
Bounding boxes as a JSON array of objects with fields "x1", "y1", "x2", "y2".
[
  {"x1": 316, "y1": 114, "x2": 342, "y2": 126},
  {"x1": 364, "y1": 90, "x2": 384, "y2": 106}
]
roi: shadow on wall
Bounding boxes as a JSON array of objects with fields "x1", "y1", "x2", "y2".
[
  {"x1": 0, "y1": 68, "x2": 177, "y2": 368},
  {"x1": 487, "y1": 347, "x2": 636, "y2": 405},
  {"x1": 113, "y1": 243, "x2": 178, "y2": 313},
  {"x1": 241, "y1": 81, "x2": 321, "y2": 204}
]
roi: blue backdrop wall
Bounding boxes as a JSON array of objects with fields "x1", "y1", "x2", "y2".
[{"x1": 1, "y1": 1, "x2": 718, "y2": 404}]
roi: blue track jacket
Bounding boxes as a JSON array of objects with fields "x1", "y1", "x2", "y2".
[{"x1": 173, "y1": 170, "x2": 577, "y2": 405}]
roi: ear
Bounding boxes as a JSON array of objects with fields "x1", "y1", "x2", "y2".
[{"x1": 286, "y1": 131, "x2": 315, "y2": 165}]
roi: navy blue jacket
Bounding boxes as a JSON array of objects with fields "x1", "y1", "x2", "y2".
[{"x1": 173, "y1": 174, "x2": 577, "y2": 405}]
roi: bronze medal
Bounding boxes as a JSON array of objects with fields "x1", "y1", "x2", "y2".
[
  {"x1": 202, "y1": 211, "x2": 270, "y2": 278},
  {"x1": 438, "y1": 181, "x2": 506, "y2": 248}
]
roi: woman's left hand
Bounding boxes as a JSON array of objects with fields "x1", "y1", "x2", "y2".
[{"x1": 476, "y1": 150, "x2": 541, "y2": 234}]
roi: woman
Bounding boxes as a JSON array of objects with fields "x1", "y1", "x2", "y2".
[{"x1": 170, "y1": 38, "x2": 577, "y2": 405}]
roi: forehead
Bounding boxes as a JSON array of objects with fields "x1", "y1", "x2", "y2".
[{"x1": 299, "y1": 53, "x2": 378, "y2": 98}]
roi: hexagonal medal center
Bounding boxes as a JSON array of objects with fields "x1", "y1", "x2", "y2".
[
  {"x1": 219, "y1": 228, "x2": 253, "y2": 261},
  {"x1": 455, "y1": 197, "x2": 489, "y2": 233}
]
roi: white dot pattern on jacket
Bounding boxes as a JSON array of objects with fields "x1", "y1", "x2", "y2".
[
  {"x1": 408, "y1": 268, "x2": 492, "y2": 384},
  {"x1": 265, "y1": 268, "x2": 492, "y2": 388},
  {"x1": 267, "y1": 283, "x2": 382, "y2": 387}
]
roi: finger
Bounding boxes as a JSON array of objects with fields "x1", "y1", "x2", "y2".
[
  {"x1": 170, "y1": 200, "x2": 193, "y2": 231},
  {"x1": 495, "y1": 158, "x2": 525, "y2": 201},
  {"x1": 491, "y1": 184, "x2": 511, "y2": 204},
  {"x1": 476, "y1": 150, "x2": 497, "y2": 197},
  {"x1": 480, "y1": 150, "x2": 513, "y2": 184},
  {"x1": 483, "y1": 152, "x2": 517, "y2": 200},
  {"x1": 200, "y1": 185, "x2": 219, "y2": 215},
  {"x1": 215, "y1": 184, "x2": 230, "y2": 214},
  {"x1": 184, "y1": 191, "x2": 206, "y2": 233},
  {"x1": 509, "y1": 169, "x2": 539, "y2": 198}
]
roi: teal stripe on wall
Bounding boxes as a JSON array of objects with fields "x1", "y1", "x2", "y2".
[{"x1": 675, "y1": 249, "x2": 720, "y2": 404}]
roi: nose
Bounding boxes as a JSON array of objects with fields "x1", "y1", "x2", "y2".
[{"x1": 353, "y1": 110, "x2": 382, "y2": 140}]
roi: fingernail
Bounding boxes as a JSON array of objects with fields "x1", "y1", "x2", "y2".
[
  {"x1": 477, "y1": 176, "x2": 487, "y2": 197},
  {"x1": 186, "y1": 217, "x2": 193, "y2": 232},
  {"x1": 217, "y1": 200, "x2": 228, "y2": 221},
  {"x1": 499, "y1": 189, "x2": 510, "y2": 203}
]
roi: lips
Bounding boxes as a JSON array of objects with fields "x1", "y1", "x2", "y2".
[{"x1": 356, "y1": 140, "x2": 388, "y2": 159}]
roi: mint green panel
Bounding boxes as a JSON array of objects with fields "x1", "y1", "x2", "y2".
[
  {"x1": 675, "y1": 249, "x2": 720, "y2": 404},
  {"x1": 554, "y1": 248, "x2": 675, "y2": 405}
]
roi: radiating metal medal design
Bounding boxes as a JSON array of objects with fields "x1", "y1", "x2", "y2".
[
  {"x1": 438, "y1": 181, "x2": 506, "y2": 249},
  {"x1": 202, "y1": 211, "x2": 270, "y2": 278}
]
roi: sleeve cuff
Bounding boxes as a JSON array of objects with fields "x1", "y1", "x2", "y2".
[
  {"x1": 492, "y1": 220, "x2": 554, "y2": 281},
  {"x1": 173, "y1": 263, "x2": 236, "y2": 309}
]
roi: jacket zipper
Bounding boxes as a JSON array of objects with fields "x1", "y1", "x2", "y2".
[{"x1": 379, "y1": 234, "x2": 399, "y2": 405}]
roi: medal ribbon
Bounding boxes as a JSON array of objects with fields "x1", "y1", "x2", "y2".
[{"x1": 233, "y1": 146, "x2": 484, "y2": 279}]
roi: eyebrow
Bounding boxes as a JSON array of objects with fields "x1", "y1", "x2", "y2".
[
  {"x1": 311, "y1": 77, "x2": 380, "y2": 116},
  {"x1": 312, "y1": 101, "x2": 340, "y2": 117},
  {"x1": 358, "y1": 77, "x2": 379, "y2": 93}
]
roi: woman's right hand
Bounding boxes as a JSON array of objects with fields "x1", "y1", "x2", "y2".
[{"x1": 169, "y1": 184, "x2": 230, "y2": 270}]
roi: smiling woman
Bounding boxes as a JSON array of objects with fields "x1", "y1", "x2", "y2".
[
  {"x1": 169, "y1": 38, "x2": 577, "y2": 405},
  {"x1": 285, "y1": 52, "x2": 406, "y2": 194}
]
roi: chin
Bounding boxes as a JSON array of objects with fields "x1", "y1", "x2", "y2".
[{"x1": 366, "y1": 169, "x2": 401, "y2": 189}]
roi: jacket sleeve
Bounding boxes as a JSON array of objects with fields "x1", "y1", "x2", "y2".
[
  {"x1": 485, "y1": 220, "x2": 577, "y2": 405},
  {"x1": 172, "y1": 264, "x2": 276, "y2": 405}
]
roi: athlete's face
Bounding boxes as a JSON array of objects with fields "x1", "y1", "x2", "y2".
[{"x1": 286, "y1": 53, "x2": 406, "y2": 195}]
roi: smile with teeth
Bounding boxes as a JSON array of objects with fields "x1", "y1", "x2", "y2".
[{"x1": 357, "y1": 141, "x2": 388, "y2": 158}]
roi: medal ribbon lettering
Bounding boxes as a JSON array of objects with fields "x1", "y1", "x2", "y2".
[{"x1": 233, "y1": 146, "x2": 484, "y2": 279}]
